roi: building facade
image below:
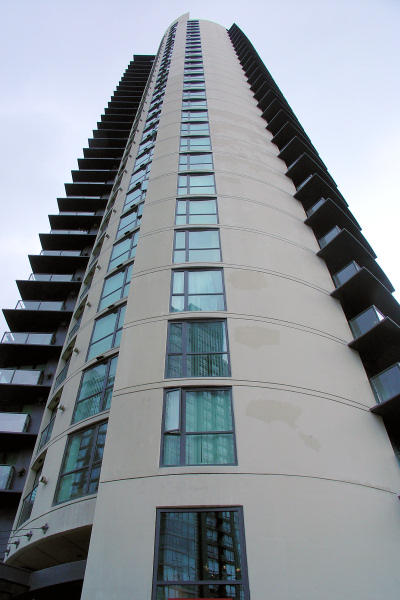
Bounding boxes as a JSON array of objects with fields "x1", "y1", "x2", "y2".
[{"x1": 1, "y1": 13, "x2": 400, "y2": 599}]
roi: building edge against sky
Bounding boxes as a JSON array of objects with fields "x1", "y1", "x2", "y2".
[{"x1": 1, "y1": 12, "x2": 400, "y2": 599}]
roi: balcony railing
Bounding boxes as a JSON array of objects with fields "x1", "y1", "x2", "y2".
[
  {"x1": 349, "y1": 306, "x2": 385, "y2": 339},
  {"x1": 17, "y1": 485, "x2": 38, "y2": 526},
  {"x1": 0, "y1": 413, "x2": 30, "y2": 433},
  {"x1": 16, "y1": 300, "x2": 64, "y2": 311},
  {"x1": 49, "y1": 229, "x2": 89, "y2": 235},
  {"x1": 306, "y1": 197, "x2": 326, "y2": 217},
  {"x1": 67, "y1": 317, "x2": 82, "y2": 342},
  {"x1": 0, "y1": 465, "x2": 15, "y2": 490},
  {"x1": 0, "y1": 369, "x2": 42, "y2": 386},
  {"x1": 29, "y1": 273, "x2": 74, "y2": 282},
  {"x1": 59, "y1": 211, "x2": 95, "y2": 216},
  {"x1": 54, "y1": 359, "x2": 71, "y2": 388},
  {"x1": 40, "y1": 250, "x2": 82, "y2": 257},
  {"x1": 370, "y1": 364, "x2": 400, "y2": 405},
  {"x1": 318, "y1": 225, "x2": 341, "y2": 249},
  {"x1": 38, "y1": 416, "x2": 56, "y2": 450},
  {"x1": 332, "y1": 261, "x2": 361, "y2": 288},
  {"x1": 1, "y1": 332, "x2": 54, "y2": 345}
]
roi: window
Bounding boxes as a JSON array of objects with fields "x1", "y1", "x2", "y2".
[
  {"x1": 54, "y1": 422, "x2": 107, "y2": 504},
  {"x1": 123, "y1": 187, "x2": 146, "y2": 214},
  {"x1": 116, "y1": 203, "x2": 143, "y2": 238},
  {"x1": 181, "y1": 110, "x2": 208, "y2": 122},
  {"x1": 183, "y1": 82, "x2": 205, "y2": 90},
  {"x1": 166, "y1": 320, "x2": 230, "y2": 377},
  {"x1": 178, "y1": 174, "x2": 215, "y2": 195},
  {"x1": 179, "y1": 153, "x2": 213, "y2": 172},
  {"x1": 181, "y1": 122, "x2": 209, "y2": 135},
  {"x1": 153, "y1": 508, "x2": 249, "y2": 599},
  {"x1": 171, "y1": 269, "x2": 225, "y2": 312},
  {"x1": 174, "y1": 229, "x2": 221, "y2": 262},
  {"x1": 180, "y1": 136, "x2": 211, "y2": 152},
  {"x1": 72, "y1": 357, "x2": 117, "y2": 423},
  {"x1": 176, "y1": 199, "x2": 218, "y2": 224},
  {"x1": 182, "y1": 90, "x2": 206, "y2": 100},
  {"x1": 182, "y1": 98, "x2": 207, "y2": 110},
  {"x1": 162, "y1": 388, "x2": 235, "y2": 466},
  {"x1": 99, "y1": 263, "x2": 133, "y2": 311},
  {"x1": 87, "y1": 305, "x2": 126, "y2": 360},
  {"x1": 108, "y1": 231, "x2": 139, "y2": 271},
  {"x1": 133, "y1": 147, "x2": 153, "y2": 170}
]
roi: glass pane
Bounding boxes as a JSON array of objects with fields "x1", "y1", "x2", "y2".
[
  {"x1": 172, "y1": 272, "x2": 185, "y2": 294},
  {"x1": 73, "y1": 394, "x2": 103, "y2": 422},
  {"x1": 165, "y1": 390, "x2": 180, "y2": 430},
  {"x1": 188, "y1": 322, "x2": 226, "y2": 353},
  {"x1": 187, "y1": 354, "x2": 230, "y2": 377},
  {"x1": 176, "y1": 200, "x2": 187, "y2": 215},
  {"x1": 156, "y1": 584, "x2": 244, "y2": 599},
  {"x1": 188, "y1": 295, "x2": 224, "y2": 311},
  {"x1": 189, "y1": 230, "x2": 219, "y2": 249},
  {"x1": 189, "y1": 214, "x2": 218, "y2": 224},
  {"x1": 92, "y1": 313, "x2": 118, "y2": 343},
  {"x1": 186, "y1": 434, "x2": 234, "y2": 464},
  {"x1": 99, "y1": 289, "x2": 121, "y2": 311},
  {"x1": 171, "y1": 295, "x2": 185, "y2": 312},
  {"x1": 174, "y1": 250, "x2": 186, "y2": 263},
  {"x1": 189, "y1": 200, "x2": 216, "y2": 214},
  {"x1": 163, "y1": 435, "x2": 180, "y2": 466},
  {"x1": 79, "y1": 363, "x2": 107, "y2": 401},
  {"x1": 87, "y1": 335, "x2": 113, "y2": 359},
  {"x1": 371, "y1": 364, "x2": 400, "y2": 403},
  {"x1": 166, "y1": 356, "x2": 183, "y2": 378},
  {"x1": 175, "y1": 232, "x2": 186, "y2": 249},
  {"x1": 188, "y1": 249, "x2": 221, "y2": 262},
  {"x1": 189, "y1": 175, "x2": 214, "y2": 187},
  {"x1": 169, "y1": 323, "x2": 183, "y2": 352},
  {"x1": 185, "y1": 389, "x2": 232, "y2": 431},
  {"x1": 57, "y1": 470, "x2": 89, "y2": 503},
  {"x1": 349, "y1": 306, "x2": 384, "y2": 338},
  {"x1": 188, "y1": 270, "x2": 222, "y2": 294},
  {"x1": 64, "y1": 428, "x2": 95, "y2": 472}
]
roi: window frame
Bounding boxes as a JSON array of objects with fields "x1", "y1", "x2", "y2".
[
  {"x1": 180, "y1": 135, "x2": 212, "y2": 152},
  {"x1": 170, "y1": 268, "x2": 226, "y2": 312},
  {"x1": 165, "y1": 319, "x2": 231, "y2": 378},
  {"x1": 177, "y1": 173, "x2": 216, "y2": 196},
  {"x1": 152, "y1": 506, "x2": 250, "y2": 600},
  {"x1": 86, "y1": 304, "x2": 126, "y2": 360},
  {"x1": 108, "y1": 230, "x2": 139, "y2": 272},
  {"x1": 72, "y1": 355, "x2": 118, "y2": 424},
  {"x1": 98, "y1": 263, "x2": 133, "y2": 311},
  {"x1": 179, "y1": 152, "x2": 213, "y2": 172},
  {"x1": 160, "y1": 387, "x2": 236, "y2": 466},
  {"x1": 54, "y1": 421, "x2": 108, "y2": 505},
  {"x1": 173, "y1": 228, "x2": 222, "y2": 263},
  {"x1": 175, "y1": 198, "x2": 219, "y2": 225}
]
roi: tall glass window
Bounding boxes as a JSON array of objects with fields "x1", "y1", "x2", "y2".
[
  {"x1": 162, "y1": 388, "x2": 235, "y2": 466},
  {"x1": 166, "y1": 320, "x2": 230, "y2": 378},
  {"x1": 180, "y1": 136, "x2": 211, "y2": 151},
  {"x1": 98, "y1": 264, "x2": 133, "y2": 311},
  {"x1": 173, "y1": 229, "x2": 221, "y2": 263},
  {"x1": 171, "y1": 269, "x2": 225, "y2": 312},
  {"x1": 116, "y1": 203, "x2": 143, "y2": 238},
  {"x1": 72, "y1": 356, "x2": 117, "y2": 423},
  {"x1": 176, "y1": 198, "x2": 218, "y2": 224},
  {"x1": 179, "y1": 153, "x2": 213, "y2": 171},
  {"x1": 153, "y1": 508, "x2": 249, "y2": 599},
  {"x1": 108, "y1": 231, "x2": 139, "y2": 271},
  {"x1": 87, "y1": 305, "x2": 126, "y2": 360},
  {"x1": 54, "y1": 422, "x2": 107, "y2": 504},
  {"x1": 181, "y1": 110, "x2": 208, "y2": 122},
  {"x1": 178, "y1": 174, "x2": 215, "y2": 195}
]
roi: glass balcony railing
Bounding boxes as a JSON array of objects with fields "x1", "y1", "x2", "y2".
[
  {"x1": 29, "y1": 273, "x2": 74, "y2": 282},
  {"x1": 306, "y1": 197, "x2": 326, "y2": 217},
  {"x1": 0, "y1": 413, "x2": 30, "y2": 433},
  {"x1": 332, "y1": 261, "x2": 361, "y2": 288},
  {"x1": 370, "y1": 364, "x2": 400, "y2": 405},
  {"x1": 1, "y1": 332, "x2": 54, "y2": 345},
  {"x1": 67, "y1": 317, "x2": 82, "y2": 342},
  {"x1": 16, "y1": 300, "x2": 64, "y2": 311},
  {"x1": 49, "y1": 229, "x2": 89, "y2": 235},
  {"x1": 0, "y1": 369, "x2": 42, "y2": 386},
  {"x1": 38, "y1": 416, "x2": 56, "y2": 450},
  {"x1": 0, "y1": 465, "x2": 15, "y2": 490},
  {"x1": 349, "y1": 306, "x2": 385, "y2": 339},
  {"x1": 58, "y1": 211, "x2": 95, "y2": 216},
  {"x1": 18, "y1": 485, "x2": 38, "y2": 525},
  {"x1": 40, "y1": 250, "x2": 82, "y2": 256},
  {"x1": 318, "y1": 225, "x2": 341, "y2": 249}
]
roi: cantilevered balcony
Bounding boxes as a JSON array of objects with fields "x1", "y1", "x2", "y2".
[
  {"x1": 0, "y1": 331, "x2": 62, "y2": 363},
  {"x1": 71, "y1": 168, "x2": 118, "y2": 182},
  {"x1": 305, "y1": 197, "x2": 360, "y2": 238},
  {"x1": 3, "y1": 300, "x2": 73, "y2": 331},
  {"x1": 0, "y1": 368, "x2": 51, "y2": 404},
  {"x1": 29, "y1": 250, "x2": 89, "y2": 274},
  {"x1": 278, "y1": 135, "x2": 327, "y2": 172},
  {"x1": 332, "y1": 263, "x2": 400, "y2": 323},
  {"x1": 49, "y1": 212, "x2": 102, "y2": 230},
  {"x1": 16, "y1": 273, "x2": 82, "y2": 301},
  {"x1": 286, "y1": 152, "x2": 337, "y2": 190},
  {"x1": 295, "y1": 172, "x2": 347, "y2": 212},
  {"x1": 272, "y1": 121, "x2": 313, "y2": 153},
  {"x1": 0, "y1": 465, "x2": 15, "y2": 491},
  {"x1": 348, "y1": 307, "x2": 400, "y2": 376},
  {"x1": 57, "y1": 196, "x2": 108, "y2": 212},
  {"x1": 370, "y1": 364, "x2": 400, "y2": 419},
  {"x1": 0, "y1": 413, "x2": 37, "y2": 447}
]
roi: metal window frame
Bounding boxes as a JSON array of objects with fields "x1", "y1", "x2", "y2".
[
  {"x1": 177, "y1": 173, "x2": 216, "y2": 195},
  {"x1": 173, "y1": 228, "x2": 222, "y2": 263},
  {"x1": 175, "y1": 197, "x2": 219, "y2": 225},
  {"x1": 160, "y1": 386, "x2": 237, "y2": 467},
  {"x1": 151, "y1": 506, "x2": 250, "y2": 600},
  {"x1": 179, "y1": 135, "x2": 212, "y2": 152},
  {"x1": 53, "y1": 420, "x2": 108, "y2": 505},
  {"x1": 98, "y1": 263, "x2": 134, "y2": 311},
  {"x1": 72, "y1": 355, "x2": 118, "y2": 424},
  {"x1": 86, "y1": 304, "x2": 126, "y2": 360},
  {"x1": 165, "y1": 318, "x2": 231, "y2": 378},
  {"x1": 108, "y1": 231, "x2": 139, "y2": 272},
  {"x1": 178, "y1": 152, "x2": 213, "y2": 171},
  {"x1": 170, "y1": 268, "x2": 226, "y2": 312}
]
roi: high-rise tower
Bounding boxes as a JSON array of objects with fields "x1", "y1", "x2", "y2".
[{"x1": 1, "y1": 14, "x2": 399, "y2": 599}]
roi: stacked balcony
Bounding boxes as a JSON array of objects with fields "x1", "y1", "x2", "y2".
[
  {"x1": 0, "y1": 54, "x2": 154, "y2": 556},
  {"x1": 229, "y1": 24, "x2": 400, "y2": 458}
]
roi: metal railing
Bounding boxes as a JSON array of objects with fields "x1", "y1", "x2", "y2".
[
  {"x1": 38, "y1": 417, "x2": 56, "y2": 450},
  {"x1": 17, "y1": 485, "x2": 38, "y2": 526}
]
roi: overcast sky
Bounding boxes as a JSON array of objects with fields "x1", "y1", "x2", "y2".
[{"x1": 0, "y1": 0, "x2": 398, "y2": 336}]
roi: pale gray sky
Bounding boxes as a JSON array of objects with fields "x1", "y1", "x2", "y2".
[{"x1": 0, "y1": 0, "x2": 399, "y2": 335}]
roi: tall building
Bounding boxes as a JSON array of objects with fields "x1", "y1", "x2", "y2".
[{"x1": 1, "y1": 13, "x2": 399, "y2": 599}]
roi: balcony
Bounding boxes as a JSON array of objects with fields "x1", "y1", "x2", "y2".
[
  {"x1": 54, "y1": 357, "x2": 71, "y2": 389},
  {"x1": 286, "y1": 152, "x2": 337, "y2": 190},
  {"x1": 0, "y1": 369, "x2": 43, "y2": 386},
  {"x1": 2, "y1": 332, "x2": 54, "y2": 345},
  {"x1": 332, "y1": 264, "x2": 400, "y2": 324},
  {"x1": 305, "y1": 197, "x2": 361, "y2": 239},
  {"x1": 57, "y1": 196, "x2": 108, "y2": 212},
  {"x1": 0, "y1": 369, "x2": 51, "y2": 405},
  {"x1": 40, "y1": 231, "x2": 96, "y2": 251},
  {"x1": 0, "y1": 331, "x2": 61, "y2": 364},
  {"x1": 4, "y1": 298, "x2": 73, "y2": 331},
  {"x1": 318, "y1": 225, "x2": 342, "y2": 249},
  {"x1": 278, "y1": 135, "x2": 327, "y2": 172},
  {"x1": 0, "y1": 413, "x2": 37, "y2": 447},
  {"x1": 294, "y1": 172, "x2": 347, "y2": 212},
  {"x1": 370, "y1": 364, "x2": 400, "y2": 419},
  {"x1": 350, "y1": 306, "x2": 385, "y2": 338},
  {"x1": 29, "y1": 251, "x2": 89, "y2": 275},
  {"x1": 0, "y1": 465, "x2": 15, "y2": 491},
  {"x1": 37, "y1": 416, "x2": 56, "y2": 450},
  {"x1": 17, "y1": 485, "x2": 38, "y2": 526},
  {"x1": 272, "y1": 121, "x2": 313, "y2": 153}
]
